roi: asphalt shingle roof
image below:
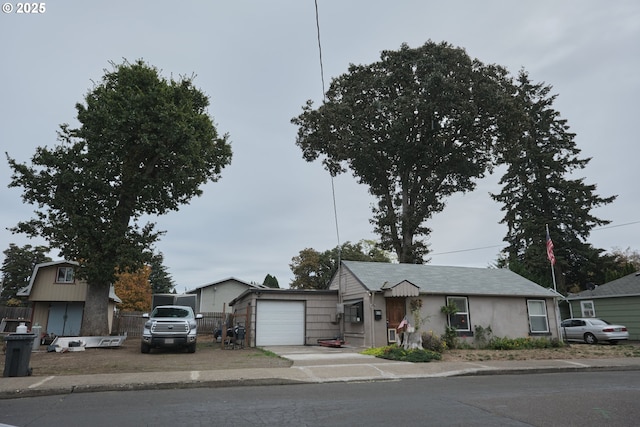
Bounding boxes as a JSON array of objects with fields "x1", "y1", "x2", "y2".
[
  {"x1": 570, "y1": 271, "x2": 640, "y2": 299},
  {"x1": 342, "y1": 261, "x2": 554, "y2": 297}
]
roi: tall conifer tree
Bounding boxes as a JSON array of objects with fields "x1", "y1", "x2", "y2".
[{"x1": 492, "y1": 70, "x2": 615, "y2": 292}]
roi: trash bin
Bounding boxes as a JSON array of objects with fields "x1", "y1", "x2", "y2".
[
  {"x1": 31, "y1": 324, "x2": 43, "y2": 351},
  {"x1": 3, "y1": 333, "x2": 36, "y2": 377}
]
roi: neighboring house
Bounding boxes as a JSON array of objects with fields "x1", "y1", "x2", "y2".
[
  {"x1": 17, "y1": 260, "x2": 121, "y2": 336},
  {"x1": 187, "y1": 277, "x2": 267, "y2": 313},
  {"x1": 564, "y1": 271, "x2": 640, "y2": 340},
  {"x1": 229, "y1": 260, "x2": 560, "y2": 348}
]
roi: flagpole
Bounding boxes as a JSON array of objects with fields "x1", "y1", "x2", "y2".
[
  {"x1": 546, "y1": 224, "x2": 562, "y2": 342},
  {"x1": 546, "y1": 224, "x2": 557, "y2": 292}
]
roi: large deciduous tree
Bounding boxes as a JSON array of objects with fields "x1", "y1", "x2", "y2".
[
  {"x1": 290, "y1": 240, "x2": 391, "y2": 289},
  {"x1": 1, "y1": 244, "x2": 51, "y2": 304},
  {"x1": 6, "y1": 60, "x2": 232, "y2": 335},
  {"x1": 292, "y1": 41, "x2": 512, "y2": 263},
  {"x1": 492, "y1": 70, "x2": 615, "y2": 292}
]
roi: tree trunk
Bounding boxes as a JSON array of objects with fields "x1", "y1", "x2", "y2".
[
  {"x1": 402, "y1": 329, "x2": 423, "y2": 350},
  {"x1": 80, "y1": 282, "x2": 111, "y2": 336}
]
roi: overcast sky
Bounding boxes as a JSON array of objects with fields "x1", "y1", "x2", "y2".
[{"x1": 1, "y1": 1, "x2": 638, "y2": 291}]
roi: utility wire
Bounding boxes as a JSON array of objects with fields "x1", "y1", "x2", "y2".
[
  {"x1": 314, "y1": 0, "x2": 341, "y2": 250},
  {"x1": 430, "y1": 220, "x2": 640, "y2": 257}
]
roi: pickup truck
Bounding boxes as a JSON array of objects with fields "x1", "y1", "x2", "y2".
[{"x1": 141, "y1": 305, "x2": 203, "y2": 353}]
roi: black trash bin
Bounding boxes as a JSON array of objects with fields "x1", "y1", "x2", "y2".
[{"x1": 3, "y1": 333, "x2": 36, "y2": 377}]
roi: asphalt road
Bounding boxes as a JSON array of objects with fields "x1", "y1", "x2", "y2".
[{"x1": 1, "y1": 371, "x2": 639, "y2": 426}]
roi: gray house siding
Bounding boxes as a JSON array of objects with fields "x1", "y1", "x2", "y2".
[
  {"x1": 329, "y1": 261, "x2": 559, "y2": 347},
  {"x1": 229, "y1": 289, "x2": 339, "y2": 347}
]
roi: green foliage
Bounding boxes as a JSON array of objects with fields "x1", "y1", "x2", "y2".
[
  {"x1": 6, "y1": 59, "x2": 232, "y2": 335},
  {"x1": 148, "y1": 252, "x2": 174, "y2": 294},
  {"x1": 443, "y1": 325, "x2": 459, "y2": 349},
  {"x1": 487, "y1": 336, "x2": 564, "y2": 350},
  {"x1": 473, "y1": 325, "x2": 493, "y2": 348},
  {"x1": 289, "y1": 240, "x2": 392, "y2": 289},
  {"x1": 292, "y1": 41, "x2": 513, "y2": 263},
  {"x1": 362, "y1": 345, "x2": 441, "y2": 362},
  {"x1": 1, "y1": 244, "x2": 51, "y2": 302},
  {"x1": 262, "y1": 274, "x2": 280, "y2": 288},
  {"x1": 492, "y1": 70, "x2": 616, "y2": 292},
  {"x1": 421, "y1": 331, "x2": 447, "y2": 353}
]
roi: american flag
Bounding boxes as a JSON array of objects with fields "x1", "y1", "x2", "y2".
[{"x1": 546, "y1": 230, "x2": 556, "y2": 266}]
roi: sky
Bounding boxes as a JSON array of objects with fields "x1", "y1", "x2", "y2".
[{"x1": 1, "y1": 1, "x2": 639, "y2": 291}]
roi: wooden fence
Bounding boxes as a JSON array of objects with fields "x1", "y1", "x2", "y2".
[
  {"x1": 113, "y1": 311, "x2": 233, "y2": 337},
  {"x1": 0, "y1": 306, "x2": 31, "y2": 320}
]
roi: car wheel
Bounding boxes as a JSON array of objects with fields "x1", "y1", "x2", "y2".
[
  {"x1": 141, "y1": 342, "x2": 151, "y2": 353},
  {"x1": 584, "y1": 333, "x2": 598, "y2": 345},
  {"x1": 187, "y1": 343, "x2": 197, "y2": 353}
]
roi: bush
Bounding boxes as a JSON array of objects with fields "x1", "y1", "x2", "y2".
[
  {"x1": 487, "y1": 336, "x2": 565, "y2": 350},
  {"x1": 422, "y1": 331, "x2": 446, "y2": 353},
  {"x1": 361, "y1": 345, "x2": 441, "y2": 362}
]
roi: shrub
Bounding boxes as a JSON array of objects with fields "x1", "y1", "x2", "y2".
[
  {"x1": 422, "y1": 331, "x2": 446, "y2": 353},
  {"x1": 487, "y1": 336, "x2": 565, "y2": 350},
  {"x1": 361, "y1": 345, "x2": 441, "y2": 362}
]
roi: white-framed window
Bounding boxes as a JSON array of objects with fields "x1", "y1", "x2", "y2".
[
  {"x1": 56, "y1": 267, "x2": 74, "y2": 283},
  {"x1": 580, "y1": 301, "x2": 595, "y2": 318},
  {"x1": 527, "y1": 300, "x2": 549, "y2": 333},
  {"x1": 446, "y1": 296, "x2": 470, "y2": 332}
]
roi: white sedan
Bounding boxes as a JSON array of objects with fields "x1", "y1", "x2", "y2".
[{"x1": 560, "y1": 318, "x2": 629, "y2": 345}]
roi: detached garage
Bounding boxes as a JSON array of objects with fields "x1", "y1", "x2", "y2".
[
  {"x1": 256, "y1": 300, "x2": 305, "y2": 345},
  {"x1": 230, "y1": 288, "x2": 339, "y2": 347}
]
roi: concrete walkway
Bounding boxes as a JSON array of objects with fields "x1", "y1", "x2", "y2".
[{"x1": 2, "y1": 345, "x2": 640, "y2": 399}]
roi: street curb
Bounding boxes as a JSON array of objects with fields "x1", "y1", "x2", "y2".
[{"x1": 2, "y1": 363, "x2": 640, "y2": 400}]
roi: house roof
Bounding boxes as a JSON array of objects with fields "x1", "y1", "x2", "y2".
[
  {"x1": 341, "y1": 261, "x2": 555, "y2": 298},
  {"x1": 567, "y1": 271, "x2": 640, "y2": 300},
  {"x1": 186, "y1": 277, "x2": 267, "y2": 293},
  {"x1": 17, "y1": 260, "x2": 122, "y2": 303}
]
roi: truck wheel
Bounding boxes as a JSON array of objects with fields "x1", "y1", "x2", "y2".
[
  {"x1": 141, "y1": 342, "x2": 151, "y2": 353},
  {"x1": 187, "y1": 343, "x2": 197, "y2": 353}
]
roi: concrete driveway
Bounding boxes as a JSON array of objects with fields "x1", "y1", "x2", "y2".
[{"x1": 263, "y1": 345, "x2": 395, "y2": 367}]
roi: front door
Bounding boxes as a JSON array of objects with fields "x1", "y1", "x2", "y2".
[{"x1": 386, "y1": 297, "x2": 406, "y2": 329}]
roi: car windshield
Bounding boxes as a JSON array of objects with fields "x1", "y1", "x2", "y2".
[
  {"x1": 588, "y1": 319, "x2": 609, "y2": 325},
  {"x1": 152, "y1": 307, "x2": 191, "y2": 318}
]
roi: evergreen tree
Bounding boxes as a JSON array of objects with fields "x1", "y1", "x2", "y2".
[
  {"x1": 148, "y1": 252, "x2": 174, "y2": 294},
  {"x1": 492, "y1": 70, "x2": 616, "y2": 293},
  {"x1": 262, "y1": 274, "x2": 280, "y2": 288},
  {"x1": 1, "y1": 244, "x2": 51, "y2": 304}
]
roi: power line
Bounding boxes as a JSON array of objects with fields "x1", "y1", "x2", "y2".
[
  {"x1": 314, "y1": 0, "x2": 341, "y2": 250},
  {"x1": 430, "y1": 220, "x2": 640, "y2": 257}
]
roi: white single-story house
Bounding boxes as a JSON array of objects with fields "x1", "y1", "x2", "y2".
[
  {"x1": 17, "y1": 260, "x2": 121, "y2": 336},
  {"x1": 187, "y1": 277, "x2": 267, "y2": 313},
  {"x1": 229, "y1": 261, "x2": 560, "y2": 348}
]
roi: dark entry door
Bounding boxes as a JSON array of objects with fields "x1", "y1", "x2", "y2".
[{"x1": 386, "y1": 297, "x2": 406, "y2": 329}]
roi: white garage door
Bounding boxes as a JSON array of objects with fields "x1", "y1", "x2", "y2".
[{"x1": 256, "y1": 300, "x2": 305, "y2": 346}]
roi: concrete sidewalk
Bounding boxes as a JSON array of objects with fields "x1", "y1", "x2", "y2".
[{"x1": 2, "y1": 345, "x2": 640, "y2": 399}]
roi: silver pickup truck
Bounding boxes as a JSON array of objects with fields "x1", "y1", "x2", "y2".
[{"x1": 141, "y1": 305, "x2": 203, "y2": 353}]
